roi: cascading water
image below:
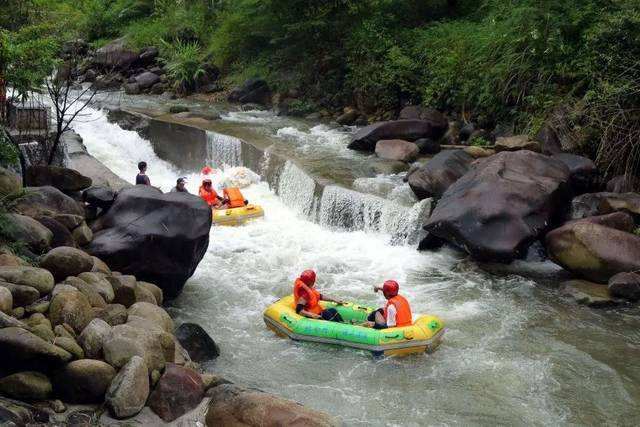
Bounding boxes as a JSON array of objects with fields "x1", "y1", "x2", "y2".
[
  {"x1": 206, "y1": 131, "x2": 242, "y2": 168},
  {"x1": 72, "y1": 106, "x2": 640, "y2": 426}
]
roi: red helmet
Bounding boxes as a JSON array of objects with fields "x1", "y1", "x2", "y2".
[
  {"x1": 300, "y1": 270, "x2": 316, "y2": 286},
  {"x1": 382, "y1": 280, "x2": 399, "y2": 298},
  {"x1": 201, "y1": 166, "x2": 214, "y2": 175}
]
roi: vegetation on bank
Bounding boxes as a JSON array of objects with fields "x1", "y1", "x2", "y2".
[{"x1": 1, "y1": 0, "x2": 640, "y2": 178}]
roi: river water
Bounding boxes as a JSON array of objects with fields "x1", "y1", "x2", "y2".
[{"x1": 72, "y1": 107, "x2": 640, "y2": 426}]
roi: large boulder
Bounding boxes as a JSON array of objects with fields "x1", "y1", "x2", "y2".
[
  {"x1": 228, "y1": 78, "x2": 271, "y2": 106},
  {"x1": 87, "y1": 186, "x2": 211, "y2": 298},
  {"x1": 0, "y1": 282, "x2": 40, "y2": 306},
  {"x1": 25, "y1": 166, "x2": 92, "y2": 192},
  {"x1": 374, "y1": 139, "x2": 419, "y2": 162},
  {"x1": 105, "y1": 355, "x2": 149, "y2": 419},
  {"x1": 82, "y1": 186, "x2": 116, "y2": 211},
  {"x1": 103, "y1": 324, "x2": 174, "y2": 372},
  {"x1": 48, "y1": 289, "x2": 94, "y2": 334},
  {"x1": 94, "y1": 37, "x2": 139, "y2": 70},
  {"x1": 175, "y1": 323, "x2": 219, "y2": 363},
  {"x1": 0, "y1": 267, "x2": 54, "y2": 294},
  {"x1": 551, "y1": 153, "x2": 598, "y2": 194},
  {"x1": 546, "y1": 221, "x2": 640, "y2": 283},
  {"x1": 349, "y1": 120, "x2": 448, "y2": 151},
  {"x1": 52, "y1": 359, "x2": 116, "y2": 403},
  {"x1": 608, "y1": 272, "x2": 640, "y2": 301},
  {"x1": 11, "y1": 186, "x2": 83, "y2": 218},
  {"x1": 0, "y1": 371, "x2": 52, "y2": 400},
  {"x1": 0, "y1": 167, "x2": 21, "y2": 197},
  {"x1": 206, "y1": 384, "x2": 340, "y2": 427},
  {"x1": 104, "y1": 275, "x2": 136, "y2": 307},
  {"x1": 148, "y1": 364, "x2": 204, "y2": 422},
  {"x1": 62, "y1": 276, "x2": 106, "y2": 308},
  {"x1": 35, "y1": 216, "x2": 76, "y2": 248},
  {"x1": 0, "y1": 328, "x2": 72, "y2": 376},
  {"x1": 407, "y1": 150, "x2": 474, "y2": 200},
  {"x1": 134, "y1": 72, "x2": 160, "y2": 90},
  {"x1": 425, "y1": 151, "x2": 571, "y2": 262},
  {"x1": 569, "y1": 192, "x2": 640, "y2": 220},
  {"x1": 95, "y1": 304, "x2": 127, "y2": 326},
  {"x1": 398, "y1": 106, "x2": 447, "y2": 128},
  {"x1": 3, "y1": 214, "x2": 53, "y2": 253},
  {"x1": 40, "y1": 247, "x2": 94, "y2": 281}
]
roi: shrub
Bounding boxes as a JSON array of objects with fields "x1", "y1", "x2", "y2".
[{"x1": 160, "y1": 39, "x2": 205, "y2": 94}]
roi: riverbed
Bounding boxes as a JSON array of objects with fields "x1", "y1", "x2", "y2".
[{"x1": 72, "y1": 104, "x2": 640, "y2": 426}]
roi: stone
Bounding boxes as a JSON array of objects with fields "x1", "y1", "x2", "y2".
[
  {"x1": 82, "y1": 186, "x2": 116, "y2": 211},
  {"x1": 349, "y1": 119, "x2": 449, "y2": 151},
  {"x1": 78, "y1": 318, "x2": 112, "y2": 359},
  {"x1": 148, "y1": 364, "x2": 204, "y2": 422},
  {"x1": 94, "y1": 37, "x2": 139, "y2": 70},
  {"x1": 0, "y1": 310, "x2": 25, "y2": 328},
  {"x1": 0, "y1": 371, "x2": 52, "y2": 400},
  {"x1": 0, "y1": 252, "x2": 24, "y2": 267},
  {"x1": 11, "y1": 306, "x2": 24, "y2": 319},
  {"x1": 25, "y1": 166, "x2": 92, "y2": 192},
  {"x1": 11, "y1": 186, "x2": 84, "y2": 218},
  {"x1": 608, "y1": 272, "x2": 640, "y2": 301},
  {"x1": 137, "y1": 281, "x2": 163, "y2": 305},
  {"x1": 53, "y1": 213, "x2": 84, "y2": 231},
  {"x1": 62, "y1": 276, "x2": 106, "y2": 308},
  {"x1": 201, "y1": 374, "x2": 231, "y2": 391},
  {"x1": 29, "y1": 323, "x2": 55, "y2": 343},
  {"x1": 51, "y1": 284, "x2": 77, "y2": 296},
  {"x1": 569, "y1": 192, "x2": 640, "y2": 220},
  {"x1": 206, "y1": 384, "x2": 340, "y2": 427},
  {"x1": 127, "y1": 302, "x2": 173, "y2": 333},
  {"x1": 495, "y1": 135, "x2": 541, "y2": 152},
  {"x1": 414, "y1": 138, "x2": 441, "y2": 155},
  {"x1": 408, "y1": 150, "x2": 474, "y2": 200},
  {"x1": 105, "y1": 356, "x2": 149, "y2": 419},
  {"x1": 78, "y1": 272, "x2": 114, "y2": 302},
  {"x1": 336, "y1": 108, "x2": 359, "y2": 126},
  {"x1": 40, "y1": 246, "x2": 94, "y2": 281},
  {"x1": 53, "y1": 336, "x2": 84, "y2": 360},
  {"x1": 134, "y1": 283, "x2": 157, "y2": 305},
  {"x1": 91, "y1": 257, "x2": 111, "y2": 274},
  {"x1": 3, "y1": 214, "x2": 52, "y2": 253},
  {"x1": 0, "y1": 286, "x2": 12, "y2": 314},
  {"x1": 606, "y1": 175, "x2": 640, "y2": 193},
  {"x1": 0, "y1": 395, "x2": 50, "y2": 424},
  {"x1": 124, "y1": 82, "x2": 141, "y2": 95},
  {"x1": 134, "y1": 71, "x2": 160, "y2": 89},
  {"x1": 552, "y1": 153, "x2": 598, "y2": 194},
  {"x1": 374, "y1": 139, "x2": 419, "y2": 162},
  {"x1": 24, "y1": 297, "x2": 50, "y2": 314},
  {"x1": 175, "y1": 323, "x2": 219, "y2": 363},
  {"x1": 0, "y1": 327, "x2": 72, "y2": 376},
  {"x1": 49, "y1": 399, "x2": 66, "y2": 413},
  {"x1": 560, "y1": 280, "x2": 617, "y2": 308},
  {"x1": 565, "y1": 211, "x2": 635, "y2": 233},
  {"x1": 228, "y1": 78, "x2": 271, "y2": 106},
  {"x1": 54, "y1": 325, "x2": 74, "y2": 339},
  {"x1": 103, "y1": 324, "x2": 173, "y2": 372},
  {"x1": 546, "y1": 221, "x2": 640, "y2": 283},
  {"x1": 48, "y1": 289, "x2": 94, "y2": 334},
  {"x1": 96, "y1": 304, "x2": 127, "y2": 326},
  {"x1": 464, "y1": 146, "x2": 495, "y2": 158},
  {"x1": 398, "y1": 106, "x2": 447, "y2": 126},
  {"x1": 72, "y1": 223, "x2": 93, "y2": 247},
  {"x1": 36, "y1": 216, "x2": 76, "y2": 248},
  {"x1": 87, "y1": 185, "x2": 211, "y2": 298},
  {"x1": 105, "y1": 275, "x2": 137, "y2": 307},
  {"x1": 0, "y1": 167, "x2": 21, "y2": 197},
  {"x1": 0, "y1": 267, "x2": 54, "y2": 295},
  {"x1": 52, "y1": 359, "x2": 116, "y2": 403},
  {"x1": 535, "y1": 123, "x2": 563, "y2": 155},
  {"x1": 426, "y1": 151, "x2": 571, "y2": 262}
]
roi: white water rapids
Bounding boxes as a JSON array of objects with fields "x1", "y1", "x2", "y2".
[{"x1": 72, "y1": 108, "x2": 640, "y2": 426}]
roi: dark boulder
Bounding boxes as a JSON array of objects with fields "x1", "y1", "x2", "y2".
[
  {"x1": 552, "y1": 153, "x2": 598, "y2": 194},
  {"x1": 86, "y1": 186, "x2": 211, "y2": 298},
  {"x1": 228, "y1": 78, "x2": 271, "y2": 106},
  {"x1": 336, "y1": 108, "x2": 359, "y2": 126},
  {"x1": 138, "y1": 47, "x2": 159, "y2": 65},
  {"x1": 398, "y1": 106, "x2": 447, "y2": 130},
  {"x1": 82, "y1": 186, "x2": 116, "y2": 211},
  {"x1": 414, "y1": 138, "x2": 441, "y2": 155},
  {"x1": 349, "y1": 119, "x2": 449, "y2": 151},
  {"x1": 36, "y1": 217, "x2": 76, "y2": 248},
  {"x1": 408, "y1": 150, "x2": 474, "y2": 200},
  {"x1": 0, "y1": 327, "x2": 72, "y2": 376},
  {"x1": 12, "y1": 186, "x2": 84, "y2": 218},
  {"x1": 175, "y1": 323, "x2": 220, "y2": 363},
  {"x1": 458, "y1": 123, "x2": 475, "y2": 142},
  {"x1": 134, "y1": 72, "x2": 160, "y2": 90},
  {"x1": 0, "y1": 396, "x2": 50, "y2": 425},
  {"x1": 94, "y1": 38, "x2": 139, "y2": 71},
  {"x1": 535, "y1": 123, "x2": 563, "y2": 155},
  {"x1": 569, "y1": 192, "x2": 640, "y2": 220},
  {"x1": 148, "y1": 364, "x2": 204, "y2": 422},
  {"x1": 425, "y1": 151, "x2": 571, "y2": 262},
  {"x1": 124, "y1": 83, "x2": 141, "y2": 95},
  {"x1": 25, "y1": 166, "x2": 92, "y2": 192}
]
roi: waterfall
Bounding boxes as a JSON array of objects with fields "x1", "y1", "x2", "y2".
[
  {"x1": 276, "y1": 161, "x2": 318, "y2": 217},
  {"x1": 206, "y1": 131, "x2": 242, "y2": 167}
]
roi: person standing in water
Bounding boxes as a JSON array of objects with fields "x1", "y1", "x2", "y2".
[{"x1": 136, "y1": 161, "x2": 150, "y2": 185}]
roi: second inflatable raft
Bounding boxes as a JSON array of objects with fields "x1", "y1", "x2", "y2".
[{"x1": 212, "y1": 204, "x2": 264, "y2": 226}]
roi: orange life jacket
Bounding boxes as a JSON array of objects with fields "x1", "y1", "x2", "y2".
[
  {"x1": 384, "y1": 295, "x2": 412, "y2": 327},
  {"x1": 199, "y1": 185, "x2": 219, "y2": 206},
  {"x1": 293, "y1": 278, "x2": 322, "y2": 315},
  {"x1": 224, "y1": 187, "x2": 245, "y2": 208}
]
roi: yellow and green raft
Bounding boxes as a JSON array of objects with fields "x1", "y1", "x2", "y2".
[
  {"x1": 212, "y1": 204, "x2": 264, "y2": 226},
  {"x1": 263, "y1": 295, "x2": 445, "y2": 357}
]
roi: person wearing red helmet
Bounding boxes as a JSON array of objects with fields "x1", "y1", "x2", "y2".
[
  {"x1": 293, "y1": 269, "x2": 343, "y2": 322},
  {"x1": 199, "y1": 178, "x2": 223, "y2": 208},
  {"x1": 365, "y1": 280, "x2": 413, "y2": 329}
]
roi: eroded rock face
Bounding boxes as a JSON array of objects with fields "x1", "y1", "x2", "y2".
[
  {"x1": 425, "y1": 151, "x2": 571, "y2": 261},
  {"x1": 87, "y1": 186, "x2": 211, "y2": 298},
  {"x1": 349, "y1": 120, "x2": 448, "y2": 151},
  {"x1": 407, "y1": 150, "x2": 474, "y2": 200},
  {"x1": 148, "y1": 364, "x2": 204, "y2": 422},
  {"x1": 105, "y1": 355, "x2": 149, "y2": 419},
  {"x1": 52, "y1": 359, "x2": 116, "y2": 403}
]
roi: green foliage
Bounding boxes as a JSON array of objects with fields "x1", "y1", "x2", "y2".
[
  {"x1": 0, "y1": 131, "x2": 19, "y2": 168},
  {"x1": 470, "y1": 137, "x2": 490, "y2": 148},
  {"x1": 160, "y1": 39, "x2": 205, "y2": 94}
]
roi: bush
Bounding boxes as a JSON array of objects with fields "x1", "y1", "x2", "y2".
[{"x1": 160, "y1": 39, "x2": 205, "y2": 94}]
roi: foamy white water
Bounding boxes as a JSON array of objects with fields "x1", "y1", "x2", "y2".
[{"x1": 72, "y1": 107, "x2": 640, "y2": 426}]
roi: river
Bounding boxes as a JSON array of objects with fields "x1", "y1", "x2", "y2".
[{"x1": 72, "y1": 106, "x2": 640, "y2": 426}]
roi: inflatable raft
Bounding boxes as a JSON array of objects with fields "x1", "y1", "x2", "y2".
[
  {"x1": 263, "y1": 295, "x2": 445, "y2": 357},
  {"x1": 212, "y1": 204, "x2": 264, "y2": 226}
]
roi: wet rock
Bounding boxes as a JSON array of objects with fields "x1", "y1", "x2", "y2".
[
  {"x1": 103, "y1": 324, "x2": 173, "y2": 372},
  {"x1": 426, "y1": 151, "x2": 571, "y2": 262},
  {"x1": 0, "y1": 327, "x2": 72, "y2": 375},
  {"x1": 349, "y1": 119, "x2": 448, "y2": 151},
  {"x1": 408, "y1": 150, "x2": 474, "y2": 200},
  {"x1": 374, "y1": 139, "x2": 419, "y2": 162},
  {"x1": 606, "y1": 175, "x2": 640, "y2": 193},
  {"x1": 608, "y1": 272, "x2": 640, "y2": 301},
  {"x1": 552, "y1": 153, "x2": 598, "y2": 194},
  {"x1": 94, "y1": 37, "x2": 139, "y2": 70},
  {"x1": 3, "y1": 214, "x2": 52, "y2": 253},
  {"x1": 0, "y1": 395, "x2": 50, "y2": 424},
  {"x1": 128, "y1": 302, "x2": 173, "y2": 333},
  {"x1": 414, "y1": 138, "x2": 441, "y2": 155},
  {"x1": 25, "y1": 166, "x2": 92, "y2": 192},
  {"x1": 0, "y1": 371, "x2": 52, "y2": 400},
  {"x1": 87, "y1": 185, "x2": 211, "y2": 298},
  {"x1": 11, "y1": 186, "x2": 84, "y2": 218},
  {"x1": 40, "y1": 246, "x2": 94, "y2": 281},
  {"x1": 0, "y1": 267, "x2": 54, "y2": 295},
  {"x1": 48, "y1": 289, "x2": 94, "y2": 334},
  {"x1": 228, "y1": 78, "x2": 271, "y2": 106},
  {"x1": 54, "y1": 336, "x2": 84, "y2": 360},
  {"x1": 137, "y1": 281, "x2": 163, "y2": 305},
  {"x1": 72, "y1": 223, "x2": 93, "y2": 247},
  {"x1": 36, "y1": 216, "x2": 76, "y2": 248},
  {"x1": 105, "y1": 355, "x2": 149, "y2": 419},
  {"x1": 464, "y1": 146, "x2": 495, "y2": 158},
  {"x1": 105, "y1": 275, "x2": 137, "y2": 307},
  {"x1": 82, "y1": 186, "x2": 117, "y2": 211},
  {"x1": 546, "y1": 221, "x2": 640, "y2": 283},
  {"x1": 148, "y1": 364, "x2": 204, "y2": 422},
  {"x1": 175, "y1": 323, "x2": 220, "y2": 363},
  {"x1": 206, "y1": 383, "x2": 339, "y2": 427},
  {"x1": 568, "y1": 192, "x2": 640, "y2": 220},
  {"x1": 62, "y1": 276, "x2": 106, "y2": 308},
  {"x1": 96, "y1": 304, "x2": 127, "y2": 326},
  {"x1": 0, "y1": 286, "x2": 12, "y2": 314},
  {"x1": 78, "y1": 318, "x2": 112, "y2": 359},
  {"x1": 495, "y1": 135, "x2": 541, "y2": 152},
  {"x1": 53, "y1": 359, "x2": 116, "y2": 403},
  {"x1": 53, "y1": 213, "x2": 84, "y2": 231},
  {"x1": 560, "y1": 280, "x2": 618, "y2": 308},
  {"x1": 0, "y1": 167, "x2": 21, "y2": 197}
]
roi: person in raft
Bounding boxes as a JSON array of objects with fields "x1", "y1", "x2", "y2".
[
  {"x1": 365, "y1": 280, "x2": 413, "y2": 329},
  {"x1": 199, "y1": 178, "x2": 224, "y2": 208},
  {"x1": 170, "y1": 177, "x2": 189, "y2": 193},
  {"x1": 222, "y1": 187, "x2": 248, "y2": 208},
  {"x1": 136, "y1": 161, "x2": 150, "y2": 185},
  {"x1": 294, "y1": 269, "x2": 344, "y2": 322}
]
